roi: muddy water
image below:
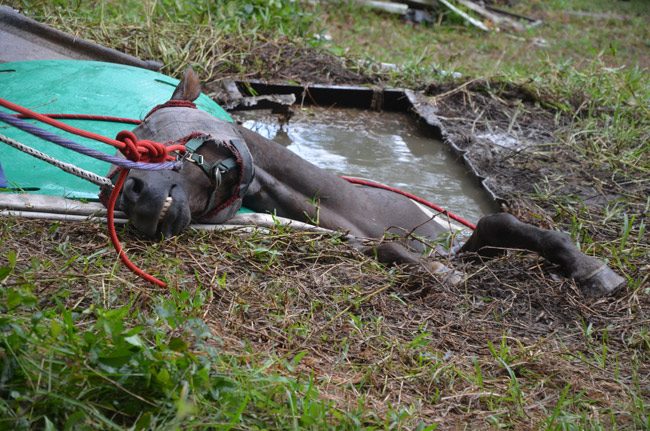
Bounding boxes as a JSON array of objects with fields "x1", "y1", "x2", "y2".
[{"x1": 236, "y1": 107, "x2": 496, "y2": 223}]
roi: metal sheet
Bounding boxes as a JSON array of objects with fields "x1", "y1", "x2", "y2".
[
  {"x1": 0, "y1": 5, "x2": 161, "y2": 69},
  {"x1": 0, "y1": 193, "x2": 329, "y2": 233}
]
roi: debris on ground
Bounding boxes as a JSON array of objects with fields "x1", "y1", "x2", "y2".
[{"x1": 347, "y1": 0, "x2": 540, "y2": 32}]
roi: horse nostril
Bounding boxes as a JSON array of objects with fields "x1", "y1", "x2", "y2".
[{"x1": 123, "y1": 177, "x2": 145, "y2": 201}]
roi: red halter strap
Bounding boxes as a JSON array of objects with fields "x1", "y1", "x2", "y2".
[{"x1": 145, "y1": 99, "x2": 197, "y2": 118}]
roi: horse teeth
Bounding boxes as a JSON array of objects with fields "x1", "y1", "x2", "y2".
[{"x1": 159, "y1": 196, "x2": 173, "y2": 221}]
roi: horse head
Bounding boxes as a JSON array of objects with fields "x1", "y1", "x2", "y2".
[{"x1": 106, "y1": 68, "x2": 254, "y2": 238}]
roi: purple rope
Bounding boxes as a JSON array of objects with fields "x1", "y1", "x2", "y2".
[{"x1": 0, "y1": 111, "x2": 182, "y2": 170}]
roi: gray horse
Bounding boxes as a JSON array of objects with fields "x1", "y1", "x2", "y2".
[{"x1": 107, "y1": 69, "x2": 624, "y2": 296}]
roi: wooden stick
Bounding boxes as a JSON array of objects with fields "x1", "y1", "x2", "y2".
[
  {"x1": 485, "y1": 4, "x2": 541, "y2": 24},
  {"x1": 393, "y1": 0, "x2": 440, "y2": 10},
  {"x1": 355, "y1": 0, "x2": 409, "y2": 15},
  {"x1": 454, "y1": 0, "x2": 525, "y2": 32},
  {"x1": 438, "y1": 0, "x2": 489, "y2": 31}
]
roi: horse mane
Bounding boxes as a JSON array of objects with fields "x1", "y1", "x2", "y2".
[{"x1": 170, "y1": 67, "x2": 201, "y2": 102}]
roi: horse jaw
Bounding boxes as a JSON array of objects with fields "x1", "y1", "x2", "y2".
[{"x1": 154, "y1": 186, "x2": 192, "y2": 238}]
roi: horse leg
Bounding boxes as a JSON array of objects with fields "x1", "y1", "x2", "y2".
[
  {"x1": 357, "y1": 240, "x2": 463, "y2": 286},
  {"x1": 459, "y1": 213, "x2": 625, "y2": 296}
]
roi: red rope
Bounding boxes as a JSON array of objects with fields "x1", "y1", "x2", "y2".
[
  {"x1": 107, "y1": 169, "x2": 166, "y2": 287},
  {"x1": 341, "y1": 176, "x2": 477, "y2": 230},
  {"x1": 16, "y1": 113, "x2": 142, "y2": 124}
]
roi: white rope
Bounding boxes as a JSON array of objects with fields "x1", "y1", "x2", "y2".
[{"x1": 0, "y1": 132, "x2": 113, "y2": 188}]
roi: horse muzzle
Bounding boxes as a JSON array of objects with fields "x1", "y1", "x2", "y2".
[{"x1": 119, "y1": 172, "x2": 192, "y2": 239}]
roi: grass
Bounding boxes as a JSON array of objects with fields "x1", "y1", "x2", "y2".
[
  {"x1": 2, "y1": 0, "x2": 649, "y2": 429},
  {"x1": 0, "y1": 222, "x2": 375, "y2": 429},
  {"x1": 327, "y1": 0, "x2": 649, "y2": 75},
  {"x1": 1, "y1": 221, "x2": 648, "y2": 427}
]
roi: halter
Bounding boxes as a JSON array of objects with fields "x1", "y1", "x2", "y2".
[{"x1": 178, "y1": 134, "x2": 255, "y2": 222}]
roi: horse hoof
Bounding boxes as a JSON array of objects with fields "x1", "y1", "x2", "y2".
[
  {"x1": 577, "y1": 265, "x2": 626, "y2": 297},
  {"x1": 429, "y1": 261, "x2": 465, "y2": 286}
]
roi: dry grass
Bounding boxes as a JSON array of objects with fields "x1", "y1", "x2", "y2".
[{"x1": 2, "y1": 217, "x2": 647, "y2": 428}]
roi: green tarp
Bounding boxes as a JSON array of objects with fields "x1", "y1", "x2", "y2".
[{"x1": 0, "y1": 60, "x2": 232, "y2": 200}]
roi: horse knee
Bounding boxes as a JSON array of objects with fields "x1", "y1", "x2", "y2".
[
  {"x1": 540, "y1": 230, "x2": 575, "y2": 255},
  {"x1": 459, "y1": 213, "x2": 521, "y2": 256}
]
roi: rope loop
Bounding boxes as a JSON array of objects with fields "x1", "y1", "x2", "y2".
[
  {"x1": 135, "y1": 139, "x2": 169, "y2": 163},
  {"x1": 115, "y1": 130, "x2": 171, "y2": 164},
  {"x1": 115, "y1": 130, "x2": 141, "y2": 162}
]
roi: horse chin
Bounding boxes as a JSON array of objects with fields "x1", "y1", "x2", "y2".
[{"x1": 156, "y1": 202, "x2": 191, "y2": 238}]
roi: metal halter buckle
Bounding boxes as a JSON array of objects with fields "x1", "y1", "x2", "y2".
[
  {"x1": 212, "y1": 166, "x2": 222, "y2": 188},
  {"x1": 185, "y1": 152, "x2": 204, "y2": 166}
]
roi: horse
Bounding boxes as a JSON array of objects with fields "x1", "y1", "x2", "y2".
[{"x1": 103, "y1": 68, "x2": 625, "y2": 297}]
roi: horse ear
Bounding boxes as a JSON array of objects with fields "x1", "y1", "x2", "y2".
[{"x1": 171, "y1": 67, "x2": 201, "y2": 101}]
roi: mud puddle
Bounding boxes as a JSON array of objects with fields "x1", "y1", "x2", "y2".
[{"x1": 235, "y1": 107, "x2": 497, "y2": 222}]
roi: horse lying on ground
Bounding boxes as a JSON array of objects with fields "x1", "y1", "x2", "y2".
[{"x1": 103, "y1": 68, "x2": 625, "y2": 297}]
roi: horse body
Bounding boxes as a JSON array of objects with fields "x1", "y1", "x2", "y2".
[
  {"x1": 113, "y1": 69, "x2": 625, "y2": 296},
  {"x1": 125, "y1": 105, "x2": 448, "y2": 264}
]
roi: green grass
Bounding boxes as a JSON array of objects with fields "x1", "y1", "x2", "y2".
[
  {"x1": 0, "y1": 241, "x2": 368, "y2": 430},
  {"x1": 325, "y1": 0, "x2": 649, "y2": 77},
  {"x1": 2, "y1": 0, "x2": 649, "y2": 429},
  {"x1": 12, "y1": 0, "x2": 324, "y2": 80}
]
